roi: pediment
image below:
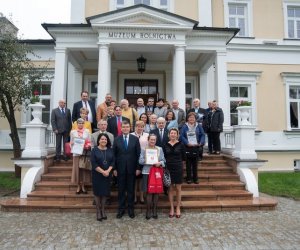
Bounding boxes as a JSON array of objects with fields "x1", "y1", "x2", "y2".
[{"x1": 87, "y1": 5, "x2": 197, "y2": 29}]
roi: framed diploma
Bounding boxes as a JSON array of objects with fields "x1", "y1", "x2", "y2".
[
  {"x1": 145, "y1": 148, "x2": 159, "y2": 165},
  {"x1": 187, "y1": 131, "x2": 198, "y2": 145},
  {"x1": 71, "y1": 137, "x2": 85, "y2": 155}
]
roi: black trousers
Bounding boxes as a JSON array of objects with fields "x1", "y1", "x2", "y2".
[
  {"x1": 210, "y1": 132, "x2": 221, "y2": 152},
  {"x1": 117, "y1": 173, "x2": 136, "y2": 212},
  {"x1": 55, "y1": 131, "x2": 68, "y2": 158},
  {"x1": 207, "y1": 132, "x2": 213, "y2": 153},
  {"x1": 186, "y1": 156, "x2": 198, "y2": 182}
]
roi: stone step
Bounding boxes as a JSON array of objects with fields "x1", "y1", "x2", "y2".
[
  {"x1": 0, "y1": 197, "x2": 277, "y2": 212},
  {"x1": 34, "y1": 180, "x2": 245, "y2": 191},
  {"x1": 27, "y1": 189, "x2": 253, "y2": 202},
  {"x1": 41, "y1": 172, "x2": 239, "y2": 182}
]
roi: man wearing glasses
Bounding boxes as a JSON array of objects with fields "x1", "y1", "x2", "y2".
[{"x1": 146, "y1": 97, "x2": 155, "y2": 113}]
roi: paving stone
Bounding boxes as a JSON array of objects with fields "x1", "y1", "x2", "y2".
[{"x1": 0, "y1": 194, "x2": 299, "y2": 249}]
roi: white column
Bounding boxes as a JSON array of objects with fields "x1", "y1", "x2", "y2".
[
  {"x1": 111, "y1": 69, "x2": 118, "y2": 100},
  {"x1": 165, "y1": 70, "x2": 173, "y2": 102},
  {"x1": 173, "y1": 45, "x2": 186, "y2": 108},
  {"x1": 214, "y1": 50, "x2": 230, "y2": 128},
  {"x1": 98, "y1": 43, "x2": 110, "y2": 103},
  {"x1": 198, "y1": 0, "x2": 212, "y2": 26},
  {"x1": 107, "y1": 49, "x2": 112, "y2": 94},
  {"x1": 52, "y1": 48, "x2": 68, "y2": 110},
  {"x1": 68, "y1": 66, "x2": 82, "y2": 112},
  {"x1": 199, "y1": 70, "x2": 208, "y2": 108}
]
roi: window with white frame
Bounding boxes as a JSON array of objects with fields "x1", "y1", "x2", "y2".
[
  {"x1": 228, "y1": 71, "x2": 259, "y2": 126},
  {"x1": 229, "y1": 85, "x2": 251, "y2": 125},
  {"x1": 224, "y1": 0, "x2": 253, "y2": 37},
  {"x1": 110, "y1": 0, "x2": 172, "y2": 11},
  {"x1": 32, "y1": 80, "x2": 52, "y2": 124},
  {"x1": 282, "y1": 73, "x2": 300, "y2": 130},
  {"x1": 289, "y1": 85, "x2": 300, "y2": 128},
  {"x1": 134, "y1": 0, "x2": 150, "y2": 5},
  {"x1": 287, "y1": 6, "x2": 300, "y2": 38}
]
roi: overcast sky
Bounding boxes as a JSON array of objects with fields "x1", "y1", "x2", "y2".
[{"x1": 0, "y1": 0, "x2": 71, "y2": 39}]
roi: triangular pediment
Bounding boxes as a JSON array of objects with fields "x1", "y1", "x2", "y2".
[{"x1": 87, "y1": 4, "x2": 197, "y2": 29}]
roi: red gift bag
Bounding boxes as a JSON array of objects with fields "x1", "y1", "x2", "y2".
[
  {"x1": 147, "y1": 166, "x2": 164, "y2": 194},
  {"x1": 64, "y1": 142, "x2": 72, "y2": 157}
]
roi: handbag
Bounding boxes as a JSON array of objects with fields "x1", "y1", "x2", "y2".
[
  {"x1": 78, "y1": 151, "x2": 92, "y2": 170},
  {"x1": 163, "y1": 168, "x2": 171, "y2": 187},
  {"x1": 147, "y1": 166, "x2": 163, "y2": 194}
]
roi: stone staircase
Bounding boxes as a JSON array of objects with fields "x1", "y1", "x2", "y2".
[{"x1": 0, "y1": 154, "x2": 277, "y2": 212}]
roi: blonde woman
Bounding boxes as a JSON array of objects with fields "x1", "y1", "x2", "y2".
[
  {"x1": 70, "y1": 118, "x2": 91, "y2": 194},
  {"x1": 131, "y1": 120, "x2": 149, "y2": 204},
  {"x1": 71, "y1": 107, "x2": 92, "y2": 134}
]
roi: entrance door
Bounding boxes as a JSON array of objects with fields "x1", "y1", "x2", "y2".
[{"x1": 124, "y1": 79, "x2": 158, "y2": 106}]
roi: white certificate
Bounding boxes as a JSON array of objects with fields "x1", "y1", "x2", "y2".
[
  {"x1": 71, "y1": 137, "x2": 85, "y2": 155},
  {"x1": 187, "y1": 131, "x2": 198, "y2": 145},
  {"x1": 145, "y1": 148, "x2": 159, "y2": 165}
]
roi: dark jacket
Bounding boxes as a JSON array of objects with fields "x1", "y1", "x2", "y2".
[
  {"x1": 206, "y1": 108, "x2": 224, "y2": 132},
  {"x1": 51, "y1": 107, "x2": 72, "y2": 134},
  {"x1": 150, "y1": 127, "x2": 169, "y2": 148},
  {"x1": 187, "y1": 107, "x2": 207, "y2": 124},
  {"x1": 113, "y1": 134, "x2": 141, "y2": 175},
  {"x1": 72, "y1": 100, "x2": 97, "y2": 128},
  {"x1": 180, "y1": 123, "x2": 205, "y2": 146},
  {"x1": 107, "y1": 116, "x2": 130, "y2": 138}
]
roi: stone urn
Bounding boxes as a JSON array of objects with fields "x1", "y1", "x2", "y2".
[
  {"x1": 236, "y1": 106, "x2": 252, "y2": 125},
  {"x1": 29, "y1": 102, "x2": 45, "y2": 124}
]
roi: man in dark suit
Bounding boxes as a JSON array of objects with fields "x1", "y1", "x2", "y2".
[
  {"x1": 171, "y1": 99, "x2": 186, "y2": 130},
  {"x1": 113, "y1": 121, "x2": 141, "y2": 219},
  {"x1": 150, "y1": 117, "x2": 169, "y2": 147},
  {"x1": 72, "y1": 90, "x2": 97, "y2": 129},
  {"x1": 51, "y1": 99, "x2": 72, "y2": 162},
  {"x1": 107, "y1": 105, "x2": 130, "y2": 138}
]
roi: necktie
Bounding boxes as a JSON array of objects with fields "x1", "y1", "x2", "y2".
[
  {"x1": 160, "y1": 129, "x2": 163, "y2": 142},
  {"x1": 117, "y1": 117, "x2": 122, "y2": 136},
  {"x1": 84, "y1": 101, "x2": 87, "y2": 108},
  {"x1": 61, "y1": 108, "x2": 65, "y2": 115},
  {"x1": 124, "y1": 135, "x2": 128, "y2": 150}
]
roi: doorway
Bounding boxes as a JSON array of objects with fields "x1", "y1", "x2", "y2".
[{"x1": 124, "y1": 79, "x2": 158, "y2": 106}]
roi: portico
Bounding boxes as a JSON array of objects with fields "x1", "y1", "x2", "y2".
[{"x1": 43, "y1": 5, "x2": 237, "y2": 129}]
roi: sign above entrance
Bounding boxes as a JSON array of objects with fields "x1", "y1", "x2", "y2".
[{"x1": 108, "y1": 32, "x2": 176, "y2": 40}]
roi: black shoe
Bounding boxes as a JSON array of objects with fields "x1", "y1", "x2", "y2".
[
  {"x1": 187, "y1": 180, "x2": 192, "y2": 184},
  {"x1": 128, "y1": 210, "x2": 135, "y2": 218},
  {"x1": 116, "y1": 211, "x2": 125, "y2": 219},
  {"x1": 152, "y1": 214, "x2": 158, "y2": 219},
  {"x1": 145, "y1": 215, "x2": 151, "y2": 220},
  {"x1": 194, "y1": 180, "x2": 199, "y2": 184}
]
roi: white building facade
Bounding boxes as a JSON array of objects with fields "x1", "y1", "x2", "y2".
[{"x1": 1, "y1": 0, "x2": 300, "y2": 172}]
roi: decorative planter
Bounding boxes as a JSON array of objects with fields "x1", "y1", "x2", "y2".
[
  {"x1": 29, "y1": 102, "x2": 45, "y2": 124},
  {"x1": 236, "y1": 106, "x2": 252, "y2": 125}
]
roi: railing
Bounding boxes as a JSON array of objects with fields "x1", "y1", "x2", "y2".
[
  {"x1": 224, "y1": 131, "x2": 235, "y2": 149},
  {"x1": 45, "y1": 129, "x2": 56, "y2": 148}
]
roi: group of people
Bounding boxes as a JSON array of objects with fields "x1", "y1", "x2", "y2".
[{"x1": 50, "y1": 91, "x2": 224, "y2": 221}]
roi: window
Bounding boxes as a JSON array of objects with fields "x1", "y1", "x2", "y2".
[
  {"x1": 134, "y1": 0, "x2": 150, "y2": 5},
  {"x1": 289, "y1": 86, "x2": 300, "y2": 128},
  {"x1": 287, "y1": 6, "x2": 300, "y2": 38},
  {"x1": 224, "y1": 0, "x2": 253, "y2": 37},
  {"x1": 229, "y1": 4, "x2": 247, "y2": 36},
  {"x1": 32, "y1": 81, "x2": 52, "y2": 124},
  {"x1": 227, "y1": 71, "x2": 260, "y2": 126},
  {"x1": 230, "y1": 85, "x2": 251, "y2": 125},
  {"x1": 282, "y1": 73, "x2": 300, "y2": 130},
  {"x1": 110, "y1": 0, "x2": 172, "y2": 11}
]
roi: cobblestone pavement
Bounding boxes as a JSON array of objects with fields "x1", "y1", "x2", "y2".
[{"x1": 0, "y1": 194, "x2": 299, "y2": 250}]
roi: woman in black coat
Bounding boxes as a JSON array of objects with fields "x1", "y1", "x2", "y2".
[
  {"x1": 206, "y1": 101, "x2": 224, "y2": 154},
  {"x1": 90, "y1": 133, "x2": 114, "y2": 221},
  {"x1": 163, "y1": 128, "x2": 186, "y2": 218}
]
